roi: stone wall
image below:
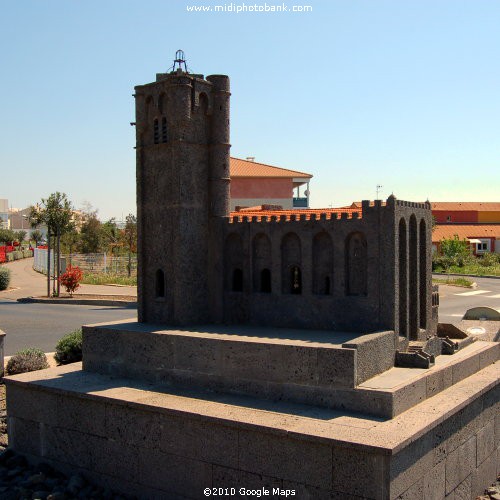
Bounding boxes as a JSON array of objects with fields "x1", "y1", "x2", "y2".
[{"x1": 5, "y1": 362, "x2": 498, "y2": 500}]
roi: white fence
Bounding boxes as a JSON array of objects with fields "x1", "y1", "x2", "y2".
[{"x1": 33, "y1": 249, "x2": 137, "y2": 275}]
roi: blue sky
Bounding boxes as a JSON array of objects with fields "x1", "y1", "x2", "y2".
[{"x1": 1, "y1": 0, "x2": 499, "y2": 219}]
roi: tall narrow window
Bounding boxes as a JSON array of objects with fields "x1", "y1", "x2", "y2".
[
  {"x1": 399, "y1": 219, "x2": 408, "y2": 338},
  {"x1": 419, "y1": 219, "x2": 427, "y2": 329},
  {"x1": 232, "y1": 268, "x2": 243, "y2": 292},
  {"x1": 161, "y1": 117, "x2": 167, "y2": 143},
  {"x1": 153, "y1": 119, "x2": 159, "y2": 144},
  {"x1": 260, "y1": 269, "x2": 271, "y2": 293},
  {"x1": 313, "y1": 232, "x2": 333, "y2": 295},
  {"x1": 345, "y1": 232, "x2": 367, "y2": 296},
  {"x1": 290, "y1": 266, "x2": 302, "y2": 294},
  {"x1": 281, "y1": 232, "x2": 301, "y2": 294},
  {"x1": 324, "y1": 276, "x2": 331, "y2": 295},
  {"x1": 409, "y1": 215, "x2": 418, "y2": 339},
  {"x1": 155, "y1": 269, "x2": 165, "y2": 298},
  {"x1": 253, "y1": 233, "x2": 272, "y2": 292}
]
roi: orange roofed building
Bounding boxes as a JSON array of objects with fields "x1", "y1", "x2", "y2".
[
  {"x1": 229, "y1": 157, "x2": 312, "y2": 210},
  {"x1": 430, "y1": 202, "x2": 500, "y2": 255}
]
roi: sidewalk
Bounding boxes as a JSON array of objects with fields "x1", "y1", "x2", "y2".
[{"x1": 0, "y1": 258, "x2": 137, "y2": 302}]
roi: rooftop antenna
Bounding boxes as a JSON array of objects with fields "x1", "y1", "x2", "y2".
[
  {"x1": 170, "y1": 49, "x2": 188, "y2": 73},
  {"x1": 376, "y1": 184, "x2": 383, "y2": 200}
]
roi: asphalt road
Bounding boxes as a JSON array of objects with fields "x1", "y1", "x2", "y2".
[
  {"x1": 435, "y1": 276, "x2": 500, "y2": 325},
  {"x1": 0, "y1": 299, "x2": 137, "y2": 355}
]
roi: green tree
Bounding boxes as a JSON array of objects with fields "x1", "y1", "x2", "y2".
[
  {"x1": 0, "y1": 229, "x2": 16, "y2": 245},
  {"x1": 121, "y1": 214, "x2": 137, "y2": 277},
  {"x1": 30, "y1": 229, "x2": 43, "y2": 247},
  {"x1": 101, "y1": 218, "x2": 120, "y2": 255},
  {"x1": 434, "y1": 235, "x2": 472, "y2": 272},
  {"x1": 78, "y1": 213, "x2": 102, "y2": 254},
  {"x1": 15, "y1": 230, "x2": 27, "y2": 246},
  {"x1": 29, "y1": 192, "x2": 75, "y2": 297}
]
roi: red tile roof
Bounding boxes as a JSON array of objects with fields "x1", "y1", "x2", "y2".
[
  {"x1": 230, "y1": 207, "x2": 360, "y2": 221},
  {"x1": 433, "y1": 225, "x2": 500, "y2": 242},
  {"x1": 431, "y1": 202, "x2": 500, "y2": 212},
  {"x1": 230, "y1": 157, "x2": 312, "y2": 179}
]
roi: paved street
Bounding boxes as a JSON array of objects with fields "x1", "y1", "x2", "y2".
[
  {"x1": 0, "y1": 258, "x2": 137, "y2": 355},
  {"x1": 437, "y1": 276, "x2": 500, "y2": 324},
  {"x1": 0, "y1": 300, "x2": 136, "y2": 355}
]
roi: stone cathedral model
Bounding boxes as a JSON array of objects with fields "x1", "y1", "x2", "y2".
[
  {"x1": 5, "y1": 53, "x2": 498, "y2": 500},
  {"x1": 135, "y1": 54, "x2": 438, "y2": 342}
]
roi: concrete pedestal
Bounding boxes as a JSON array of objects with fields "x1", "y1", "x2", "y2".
[{"x1": 5, "y1": 358, "x2": 499, "y2": 499}]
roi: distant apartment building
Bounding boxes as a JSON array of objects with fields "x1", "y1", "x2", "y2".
[
  {"x1": 431, "y1": 202, "x2": 500, "y2": 254},
  {"x1": 0, "y1": 199, "x2": 8, "y2": 229},
  {"x1": 229, "y1": 157, "x2": 312, "y2": 210}
]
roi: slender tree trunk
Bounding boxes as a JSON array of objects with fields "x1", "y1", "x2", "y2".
[
  {"x1": 47, "y1": 231, "x2": 51, "y2": 298},
  {"x1": 52, "y1": 235, "x2": 56, "y2": 296},
  {"x1": 57, "y1": 232, "x2": 61, "y2": 297}
]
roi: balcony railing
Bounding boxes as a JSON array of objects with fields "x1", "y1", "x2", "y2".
[{"x1": 293, "y1": 197, "x2": 308, "y2": 208}]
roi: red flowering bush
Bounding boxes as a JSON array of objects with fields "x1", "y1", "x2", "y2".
[{"x1": 59, "y1": 265, "x2": 83, "y2": 296}]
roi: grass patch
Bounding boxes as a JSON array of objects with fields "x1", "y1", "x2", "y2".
[
  {"x1": 81, "y1": 272, "x2": 137, "y2": 286},
  {"x1": 432, "y1": 277, "x2": 474, "y2": 287},
  {"x1": 433, "y1": 263, "x2": 500, "y2": 277}
]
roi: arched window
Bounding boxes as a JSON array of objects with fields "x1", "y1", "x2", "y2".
[
  {"x1": 260, "y1": 269, "x2": 271, "y2": 293},
  {"x1": 409, "y1": 215, "x2": 418, "y2": 339},
  {"x1": 290, "y1": 266, "x2": 302, "y2": 294},
  {"x1": 419, "y1": 219, "x2": 427, "y2": 329},
  {"x1": 345, "y1": 232, "x2": 367, "y2": 296},
  {"x1": 153, "y1": 119, "x2": 159, "y2": 144},
  {"x1": 313, "y1": 232, "x2": 333, "y2": 295},
  {"x1": 281, "y1": 233, "x2": 301, "y2": 294},
  {"x1": 224, "y1": 233, "x2": 244, "y2": 292},
  {"x1": 161, "y1": 117, "x2": 167, "y2": 143},
  {"x1": 232, "y1": 268, "x2": 243, "y2": 292},
  {"x1": 252, "y1": 233, "x2": 272, "y2": 292},
  {"x1": 399, "y1": 218, "x2": 408, "y2": 337},
  {"x1": 155, "y1": 269, "x2": 165, "y2": 298}
]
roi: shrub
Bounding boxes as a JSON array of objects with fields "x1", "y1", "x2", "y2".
[
  {"x1": 59, "y1": 265, "x2": 83, "y2": 296},
  {"x1": 54, "y1": 328, "x2": 83, "y2": 365},
  {"x1": 478, "y1": 252, "x2": 500, "y2": 267},
  {"x1": 0, "y1": 267, "x2": 10, "y2": 291},
  {"x1": 6, "y1": 348, "x2": 49, "y2": 375}
]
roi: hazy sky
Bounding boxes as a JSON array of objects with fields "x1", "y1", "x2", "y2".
[{"x1": 1, "y1": 0, "x2": 499, "y2": 219}]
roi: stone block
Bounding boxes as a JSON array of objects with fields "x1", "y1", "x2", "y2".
[
  {"x1": 451, "y1": 353, "x2": 480, "y2": 385},
  {"x1": 316, "y1": 347, "x2": 356, "y2": 388},
  {"x1": 8, "y1": 417, "x2": 40, "y2": 456},
  {"x1": 479, "y1": 343, "x2": 499, "y2": 369},
  {"x1": 476, "y1": 419, "x2": 495, "y2": 466},
  {"x1": 396, "y1": 478, "x2": 423, "y2": 499},
  {"x1": 238, "y1": 429, "x2": 332, "y2": 489},
  {"x1": 6, "y1": 385, "x2": 58, "y2": 424},
  {"x1": 42, "y1": 425, "x2": 93, "y2": 470},
  {"x1": 391, "y1": 432, "x2": 434, "y2": 498},
  {"x1": 136, "y1": 448, "x2": 212, "y2": 498},
  {"x1": 423, "y1": 460, "x2": 446, "y2": 500},
  {"x1": 449, "y1": 475, "x2": 472, "y2": 500},
  {"x1": 282, "y1": 480, "x2": 366, "y2": 500},
  {"x1": 158, "y1": 415, "x2": 239, "y2": 468},
  {"x1": 426, "y1": 370, "x2": 445, "y2": 398},
  {"x1": 213, "y1": 465, "x2": 283, "y2": 491},
  {"x1": 392, "y1": 378, "x2": 427, "y2": 416},
  {"x1": 472, "y1": 449, "x2": 497, "y2": 498},
  {"x1": 105, "y1": 404, "x2": 163, "y2": 449},
  {"x1": 445, "y1": 436, "x2": 475, "y2": 494},
  {"x1": 88, "y1": 435, "x2": 139, "y2": 483},
  {"x1": 332, "y1": 446, "x2": 387, "y2": 499},
  {"x1": 57, "y1": 395, "x2": 106, "y2": 437}
]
